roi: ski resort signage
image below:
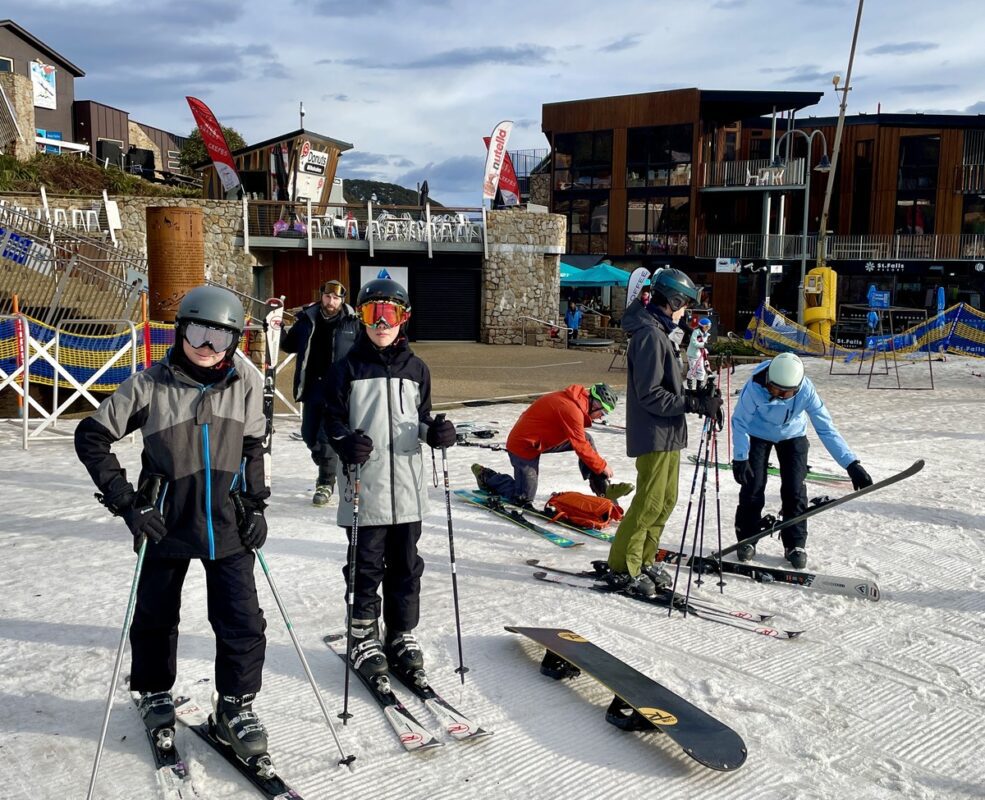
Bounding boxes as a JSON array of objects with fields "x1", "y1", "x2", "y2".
[
  {"x1": 186, "y1": 96, "x2": 242, "y2": 195},
  {"x1": 482, "y1": 120, "x2": 514, "y2": 201}
]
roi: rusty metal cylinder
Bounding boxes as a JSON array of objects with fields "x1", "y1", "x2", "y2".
[{"x1": 146, "y1": 207, "x2": 206, "y2": 321}]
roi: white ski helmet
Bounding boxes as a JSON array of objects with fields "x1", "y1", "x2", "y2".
[{"x1": 767, "y1": 352, "x2": 804, "y2": 390}]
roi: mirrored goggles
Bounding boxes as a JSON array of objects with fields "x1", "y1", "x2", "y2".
[
  {"x1": 767, "y1": 381, "x2": 800, "y2": 400},
  {"x1": 184, "y1": 322, "x2": 237, "y2": 352},
  {"x1": 358, "y1": 301, "x2": 410, "y2": 329}
]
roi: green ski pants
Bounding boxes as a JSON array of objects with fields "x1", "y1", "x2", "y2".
[{"x1": 607, "y1": 450, "x2": 680, "y2": 577}]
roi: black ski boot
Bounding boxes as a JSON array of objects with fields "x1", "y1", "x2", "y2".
[
  {"x1": 385, "y1": 631, "x2": 425, "y2": 685},
  {"x1": 313, "y1": 467, "x2": 335, "y2": 506},
  {"x1": 540, "y1": 650, "x2": 581, "y2": 680},
  {"x1": 349, "y1": 619, "x2": 389, "y2": 686},
  {"x1": 212, "y1": 692, "x2": 270, "y2": 770},
  {"x1": 784, "y1": 547, "x2": 808, "y2": 570},
  {"x1": 736, "y1": 543, "x2": 756, "y2": 562},
  {"x1": 138, "y1": 691, "x2": 176, "y2": 750},
  {"x1": 641, "y1": 563, "x2": 673, "y2": 592}
]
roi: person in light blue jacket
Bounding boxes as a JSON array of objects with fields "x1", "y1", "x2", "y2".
[{"x1": 731, "y1": 353, "x2": 872, "y2": 569}]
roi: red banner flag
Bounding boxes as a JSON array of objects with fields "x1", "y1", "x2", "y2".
[
  {"x1": 483, "y1": 135, "x2": 520, "y2": 206},
  {"x1": 186, "y1": 96, "x2": 241, "y2": 194},
  {"x1": 482, "y1": 120, "x2": 513, "y2": 201}
]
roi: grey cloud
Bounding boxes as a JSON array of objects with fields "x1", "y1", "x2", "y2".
[
  {"x1": 307, "y1": 0, "x2": 449, "y2": 16},
  {"x1": 396, "y1": 155, "x2": 486, "y2": 196},
  {"x1": 514, "y1": 118, "x2": 539, "y2": 129},
  {"x1": 712, "y1": 0, "x2": 747, "y2": 8},
  {"x1": 778, "y1": 68, "x2": 836, "y2": 85},
  {"x1": 892, "y1": 84, "x2": 959, "y2": 94},
  {"x1": 965, "y1": 101, "x2": 985, "y2": 114},
  {"x1": 598, "y1": 34, "x2": 643, "y2": 53},
  {"x1": 337, "y1": 44, "x2": 553, "y2": 70},
  {"x1": 866, "y1": 42, "x2": 939, "y2": 56}
]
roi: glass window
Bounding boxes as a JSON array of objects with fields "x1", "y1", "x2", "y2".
[
  {"x1": 894, "y1": 198, "x2": 935, "y2": 235},
  {"x1": 962, "y1": 195, "x2": 985, "y2": 235},
  {"x1": 897, "y1": 136, "x2": 940, "y2": 191},
  {"x1": 626, "y1": 124, "x2": 693, "y2": 189},
  {"x1": 0, "y1": 57, "x2": 12, "y2": 72},
  {"x1": 624, "y1": 194, "x2": 690, "y2": 255},
  {"x1": 553, "y1": 130, "x2": 612, "y2": 191}
]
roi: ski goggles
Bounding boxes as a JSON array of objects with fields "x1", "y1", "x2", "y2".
[
  {"x1": 358, "y1": 301, "x2": 410, "y2": 329},
  {"x1": 766, "y1": 381, "x2": 800, "y2": 400},
  {"x1": 183, "y1": 322, "x2": 237, "y2": 353}
]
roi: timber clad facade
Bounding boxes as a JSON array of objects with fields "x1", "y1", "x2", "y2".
[{"x1": 543, "y1": 89, "x2": 985, "y2": 331}]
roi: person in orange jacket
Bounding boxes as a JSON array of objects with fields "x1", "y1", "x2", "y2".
[{"x1": 472, "y1": 383, "x2": 617, "y2": 505}]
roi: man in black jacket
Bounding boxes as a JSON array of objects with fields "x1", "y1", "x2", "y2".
[{"x1": 282, "y1": 280, "x2": 360, "y2": 505}]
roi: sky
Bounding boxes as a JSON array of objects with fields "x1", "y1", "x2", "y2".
[{"x1": 7, "y1": 0, "x2": 984, "y2": 206}]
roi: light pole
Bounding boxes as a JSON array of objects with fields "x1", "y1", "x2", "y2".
[{"x1": 774, "y1": 129, "x2": 831, "y2": 325}]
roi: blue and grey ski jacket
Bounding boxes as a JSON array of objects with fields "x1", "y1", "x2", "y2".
[
  {"x1": 74, "y1": 351, "x2": 268, "y2": 560},
  {"x1": 731, "y1": 361, "x2": 857, "y2": 468}
]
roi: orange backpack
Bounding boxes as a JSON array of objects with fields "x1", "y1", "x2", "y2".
[{"x1": 544, "y1": 492, "x2": 624, "y2": 530}]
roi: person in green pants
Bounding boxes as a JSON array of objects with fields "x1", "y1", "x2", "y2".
[{"x1": 600, "y1": 269, "x2": 722, "y2": 598}]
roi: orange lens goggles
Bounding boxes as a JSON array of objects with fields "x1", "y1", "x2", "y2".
[{"x1": 358, "y1": 301, "x2": 410, "y2": 328}]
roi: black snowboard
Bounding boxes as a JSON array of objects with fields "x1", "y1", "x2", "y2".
[{"x1": 506, "y1": 626, "x2": 747, "y2": 771}]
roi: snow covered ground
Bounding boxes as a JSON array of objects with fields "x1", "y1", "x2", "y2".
[{"x1": 1, "y1": 355, "x2": 983, "y2": 800}]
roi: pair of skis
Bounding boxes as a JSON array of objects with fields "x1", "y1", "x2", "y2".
[
  {"x1": 455, "y1": 488, "x2": 614, "y2": 544},
  {"x1": 323, "y1": 634, "x2": 491, "y2": 751},
  {"x1": 129, "y1": 687, "x2": 302, "y2": 800},
  {"x1": 529, "y1": 561, "x2": 804, "y2": 639}
]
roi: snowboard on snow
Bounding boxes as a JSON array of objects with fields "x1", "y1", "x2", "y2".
[{"x1": 506, "y1": 626, "x2": 747, "y2": 771}]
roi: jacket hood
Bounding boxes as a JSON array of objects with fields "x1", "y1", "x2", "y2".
[
  {"x1": 621, "y1": 300, "x2": 657, "y2": 335},
  {"x1": 561, "y1": 383, "x2": 592, "y2": 425}
]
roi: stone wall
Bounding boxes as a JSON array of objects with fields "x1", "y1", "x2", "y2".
[
  {"x1": 0, "y1": 72, "x2": 36, "y2": 161},
  {"x1": 528, "y1": 172, "x2": 550, "y2": 208},
  {"x1": 482, "y1": 209, "x2": 566, "y2": 346}
]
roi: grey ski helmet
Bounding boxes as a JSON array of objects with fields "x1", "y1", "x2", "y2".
[
  {"x1": 589, "y1": 382, "x2": 617, "y2": 413},
  {"x1": 175, "y1": 285, "x2": 246, "y2": 333},
  {"x1": 767, "y1": 352, "x2": 805, "y2": 391},
  {"x1": 650, "y1": 268, "x2": 701, "y2": 312},
  {"x1": 356, "y1": 278, "x2": 411, "y2": 310}
]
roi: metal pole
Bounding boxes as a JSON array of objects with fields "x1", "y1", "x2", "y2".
[
  {"x1": 799, "y1": 153, "x2": 812, "y2": 325},
  {"x1": 817, "y1": 0, "x2": 865, "y2": 268}
]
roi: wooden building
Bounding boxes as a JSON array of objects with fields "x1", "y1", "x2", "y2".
[{"x1": 197, "y1": 128, "x2": 352, "y2": 206}]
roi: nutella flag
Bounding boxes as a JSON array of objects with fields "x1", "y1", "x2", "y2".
[
  {"x1": 481, "y1": 120, "x2": 514, "y2": 201},
  {"x1": 483, "y1": 136, "x2": 519, "y2": 206},
  {"x1": 186, "y1": 96, "x2": 241, "y2": 194}
]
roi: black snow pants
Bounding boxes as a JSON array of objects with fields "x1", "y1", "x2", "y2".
[
  {"x1": 342, "y1": 521, "x2": 424, "y2": 634},
  {"x1": 129, "y1": 552, "x2": 267, "y2": 696},
  {"x1": 734, "y1": 435, "x2": 810, "y2": 549}
]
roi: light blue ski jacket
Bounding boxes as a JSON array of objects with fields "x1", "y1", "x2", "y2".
[{"x1": 731, "y1": 361, "x2": 857, "y2": 468}]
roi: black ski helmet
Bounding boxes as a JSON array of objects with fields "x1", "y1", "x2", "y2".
[
  {"x1": 175, "y1": 285, "x2": 245, "y2": 333},
  {"x1": 356, "y1": 278, "x2": 411, "y2": 311},
  {"x1": 650, "y1": 268, "x2": 700, "y2": 312}
]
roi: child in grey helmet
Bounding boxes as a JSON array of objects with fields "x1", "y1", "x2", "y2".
[
  {"x1": 322, "y1": 278, "x2": 457, "y2": 685},
  {"x1": 75, "y1": 285, "x2": 274, "y2": 767}
]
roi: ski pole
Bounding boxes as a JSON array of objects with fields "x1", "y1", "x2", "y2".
[
  {"x1": 667, "y1": 414, "x2": 712, "y2": 614},
  {"x1": 340, "y1": 463, "x2": 361, "y2": 725},
  {"x1": 434, "y1": 413, "x2": 469, "y2": 685},
  {"x1": 86, "y1": 536, "x2": 148, "y2": 800},
  {"x1": 256, "y1": 549, "x2": 355, "y2": 767},
  {"x1": 710, "y1": 424, "x2": 727, "y2": 592},
  {"x1": 682, "y1": 424, "x2": 714, "y2": 612}
]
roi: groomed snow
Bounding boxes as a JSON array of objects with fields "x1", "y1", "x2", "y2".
[{"x1": 1, "y1": 355, "x2": 983, "y2": 799}]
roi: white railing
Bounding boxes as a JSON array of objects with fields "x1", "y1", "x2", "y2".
[
  {"x1": 697, "y1": 233, "x2": 985, "y2": 261},
  {"x1": 955, "y1": 164, "x2": 985, "y2": 194},
  {"x1": 702, "y1": 158, "x2": 805, "y2": 188}
]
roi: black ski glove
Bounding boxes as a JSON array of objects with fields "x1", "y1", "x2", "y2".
[
  {"x1": 685, "y1": 388, "x2": 724, "y2": 427},
  {"x1": 846, "y1": 461, "x2": 873, "y2": 491},
  {"x1": 426, "y1": 418, "x2": 457, "y2": 449},
  {"x1": 588, "y1": 471, "x2": 610, "y2": 498},
  {"x1": 120, "y1": 502, "x2": 168, "y2": 552},
  {"x1": 335, "y1": 429, "x2": 373, "y2": 465},
  {"x1": 232, "y1": 494, "x2": 268, "y2": 550},
  {"x1": 732, "y1": 459, "x2": 754, "y2": 487}
]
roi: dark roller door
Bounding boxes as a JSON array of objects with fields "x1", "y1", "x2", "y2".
[{"x1": 408, "y1": 267, "x2": 481, "y2": 341}]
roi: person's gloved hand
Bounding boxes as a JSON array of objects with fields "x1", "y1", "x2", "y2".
[
  {"x1": 847, "y1": 460, "x2": 873, "y2": 491},
  {"x1": 732, "y1": 459, "x2": 754, "y2": 487},
  {"x1": 232, "y1": 495, "x2": 268, "y2": 550},
  {"x1": 119, "y1": 501, "x2": 168, "y2": 552},
  {"x1": 588, "y1": 471, "x2": 610, "y2": 497},
  {"x1": 426, "y1": 418, "x2": 457, "y2": 449},
  {"x1": 335, "y1": 430, "x2": 373, "y2": 465},
  {"x1": 685, "y1": 388, "x2": 724, "y2": 424}
]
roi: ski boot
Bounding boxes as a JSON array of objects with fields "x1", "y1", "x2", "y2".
[
  {"x1": 598, "y1": 570, "x2": 657, "y2": 599},
  {"x1": 641, "y1": 563, "x2": 673, "y2": 592},
  {"x1": 312, "y1": 484, "x2": 333, "y2": 507},
  {"x1": 212, "y1": 692, "x2": 272, "y2": 776},
  {"x1": 784, "y1": 547, "x2": 808, "y2": 570},
  {"x1": 349, "y1": 619, "x2": 390, "y2": 689},
  {"x1": 471, "y1": 463, "x2": 493, "y2": 492},
  {"x1": 736, "y1": 543, "x2": 756, "y2": 562},
  {"x1": 540, "y1": 650, "x2": 581, "y2": 680},
  {"x1": 604, "y1": 482, "x2": 634, "y2": 501},
  {"x1": 605, "y1": 696, "x2": 656, "y2": 732},
  {"x1": 138, "y1": 691, "x2": 176, "y2": 751},
  {"x1": 385, "y1": 631, "x2": 426, "y2": 687}
]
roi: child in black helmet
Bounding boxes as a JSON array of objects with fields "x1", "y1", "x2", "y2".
[
  {"x1": 75, "y1": 284, "x2": 274, "y2": 767},
  {"x1": 322, "y1": 278, "x2": 457, "y2": 686}
]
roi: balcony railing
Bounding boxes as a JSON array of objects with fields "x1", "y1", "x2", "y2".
[
  {"x1": 696, "y1": 233, "x2": 985, "y2": 262},
  {"x1": 954, "y1": 164, "x2": 985, "y2": 194},
  {"x1": 701, "y1": 158, "x2": 805, "y2": 189}
]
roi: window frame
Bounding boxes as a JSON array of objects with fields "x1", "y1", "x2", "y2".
[
  {"x1": 0, "y1": 56, "x2": 13, "y2": 72},
  {"x1": 625, "y1": 124, "x2": 694, "y2": 189}
]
